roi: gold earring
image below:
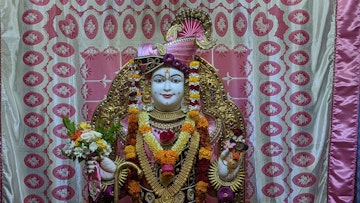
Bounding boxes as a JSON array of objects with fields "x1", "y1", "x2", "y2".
[
  {"x1": 181, "y1": 83, "x2": 189, "y2": 113},
  {"x1": 142, "y1": 82, "x2": 154, "y2": 111},
  {"x1": 142, "y1": 82, "x2": 151, "y2": 105}
]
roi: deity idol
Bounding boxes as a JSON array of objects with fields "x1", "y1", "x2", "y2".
[{"x1": 88, "y1": 9, "x2": 248, "y2": 203}]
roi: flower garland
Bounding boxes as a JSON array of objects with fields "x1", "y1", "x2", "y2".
[
  {"x1": 188, "y1": 61, "x2": 212, "y2": 203},
  {"x1": 139, "y1": 110, "x2": 195, "y2": 180},
  {"x1": 124, "y1": 59, "x2": 142, "y2": 203},
  {"x1": 123, "y1": 59, "x2": 211, "y2": 202},
  {"x1": 188, "y1": 61, "x2": 201, "y2": 118},
  {"x1": 195, "y1": 116, "x2": 212, "y2": 203}
]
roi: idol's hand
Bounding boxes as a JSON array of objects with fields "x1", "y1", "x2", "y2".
[
  {"x1": 217, "y1": 148, "x2": 242, "y2": 182},
  {"x1": 86, "y1": 156, "x2": 116, "y2": 181}
]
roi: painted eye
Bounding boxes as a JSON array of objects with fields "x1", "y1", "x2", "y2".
[
  {"x1": 170, "y1": 76, "x2": 182, "y2": 83},
  {"x1": 152, "y1": 76, "x2": 165, "y2": 83}
]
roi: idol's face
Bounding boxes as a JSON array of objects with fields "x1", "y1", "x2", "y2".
[{"x1": 151, "y1": 67, "x2": 184, "y2": 112}]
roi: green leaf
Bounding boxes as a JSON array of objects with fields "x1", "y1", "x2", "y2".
[
  {"x1": 94, "y1": 118, "x2": 122, "y2": 144},
  {"x1": 62, "y1": 117, "x2": 76, "y2": 136}
]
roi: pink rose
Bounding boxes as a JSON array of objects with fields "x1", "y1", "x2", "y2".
[{"x1": 159, "y1": 130, "x2": 175, "y2": 144}]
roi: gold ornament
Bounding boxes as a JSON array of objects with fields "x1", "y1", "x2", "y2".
[
  {"x1": 114, "y1": 160, "x2": 143, "y2": 203},
  {"x1": 196, "y1": 56, "x2": 246, "y2": 147},
  {"x1": 149, "y1": 108, "x2": 186, "y2": 121},
  {"x1": 208, "y1": 160, "x2": 245, "y2": 192},
  {"x1": 100, "y1": 157, "x2": 129, "y2": 191},
  {"x1": 154, "y1": 43, "x2": 167, "y2": 55},
  {"x1": 142, "y1": 82, "x2": 152, "y2": 105},
  {"x1": 149, "y1": 118, "x2": 184, "y2": 132},
  {"x1": 136, "y1": 130, "x2": 200, "y2": 202}
]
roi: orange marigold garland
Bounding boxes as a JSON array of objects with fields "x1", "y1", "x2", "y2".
[
  {"x1": 128, "y1": 180, "x2": 141, "y2": 203},
  {"x1": 128, "y1": 180, "x2": 141, "y2": 195},
  {"x1": 195, "y1": 114, "x2": 212, "y2": 203},
  {"x1": 140, "y1": 110, "x2": 194, "y2": 181},
  {"x1": 124, "y1": 61, "x2": 142, "y2": 203},
  {"x1": 181, "y1": 122, "x2": 195, "y2": 134},
  {"x1": 154, "y1": 150, "x2": 179, "y2": 165},
  {"x1": 188, "y1": 61, "x2": 212, "y2": 203}
]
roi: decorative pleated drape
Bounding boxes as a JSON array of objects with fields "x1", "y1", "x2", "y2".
[
  {"x1": 1, "y1": 0, "x2": 359, "y2": 202},
  {"x1": 332, "y1": 1, "x2": 360, "y2": 202}
]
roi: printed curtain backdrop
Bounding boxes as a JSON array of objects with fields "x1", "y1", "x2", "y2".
[{"x1": 1, "y1": 0, "x2": 359, "y2": 203}]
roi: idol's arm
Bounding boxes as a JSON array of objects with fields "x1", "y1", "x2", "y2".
[
  {"x1": 87, "y1": 156, "x2": 116, "y2": 180},
  {"x1": 209, "y1": 138, "x2": 247, "y2": 203}
]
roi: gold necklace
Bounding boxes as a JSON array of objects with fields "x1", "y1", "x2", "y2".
[
  {"x1": 149, "y1": 108, "x2": 186, "y2": 121},
  {"x1": 149, "y1": 117, "x2": 185, "y2": 131},
  {"x1": 139, "y1": 111, "x2": 194, "y2": 156},
  {"x1": 136, "y1": 131, "x2": 200, "y2": 203}
]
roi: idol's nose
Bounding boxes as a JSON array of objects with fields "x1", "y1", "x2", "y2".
[{"x1": 163, "y1": 80, "x2": 171, "y2": 91}]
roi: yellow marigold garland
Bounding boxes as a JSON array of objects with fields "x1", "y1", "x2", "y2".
[
  {"x1": 124, "y1": 145, "x2": 136, "y2": 159},
  {"x1": 139, "y1": 110, "x2": 196, "y2": 180},
  {"x1": 196, "y1": 117, "x2": 209, "y2": 128},
  {"x1": 188, "y1": 76, "x2": 199, "y2": 83},
  {"x1": 139, "y1": 111, "x2": 194, "y2": 158},
  {"x1": 171, "y1": 131, "x2": 190, "y2": 153},
  {"x1": 128, "y1": 107, "x2": 139, "y2": 115},
  {"x1": 195, "y1": 180, "x2": 209, "y2": 193},
  {"x1": 138, "y1": 124, "x2": 152, "y2": 134},
  {"x1": 189, "y1": 93, "x2": 200, "y2": 99},
  {"x1": 143, "y1": 132, "x2": 162, "y2": 153},
  {"x1": 199, "y1": 147, "x2": 211, "y2": 160},
  {"x1": 188, "y1": 110, "x2": 200, "y2": 118}
]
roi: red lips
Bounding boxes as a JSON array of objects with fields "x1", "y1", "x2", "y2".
[{"x1": 161, "y1": 94, "x2": 173, "y2": 98}]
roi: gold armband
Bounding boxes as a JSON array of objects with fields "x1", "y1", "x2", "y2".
[{"x1": 208, "y1": 160, "x2": 245, "y2": 192}]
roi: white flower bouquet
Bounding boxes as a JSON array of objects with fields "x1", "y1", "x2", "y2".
[{"x1": 62, "y1": 117, "x2": 122, "y2": 162}]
